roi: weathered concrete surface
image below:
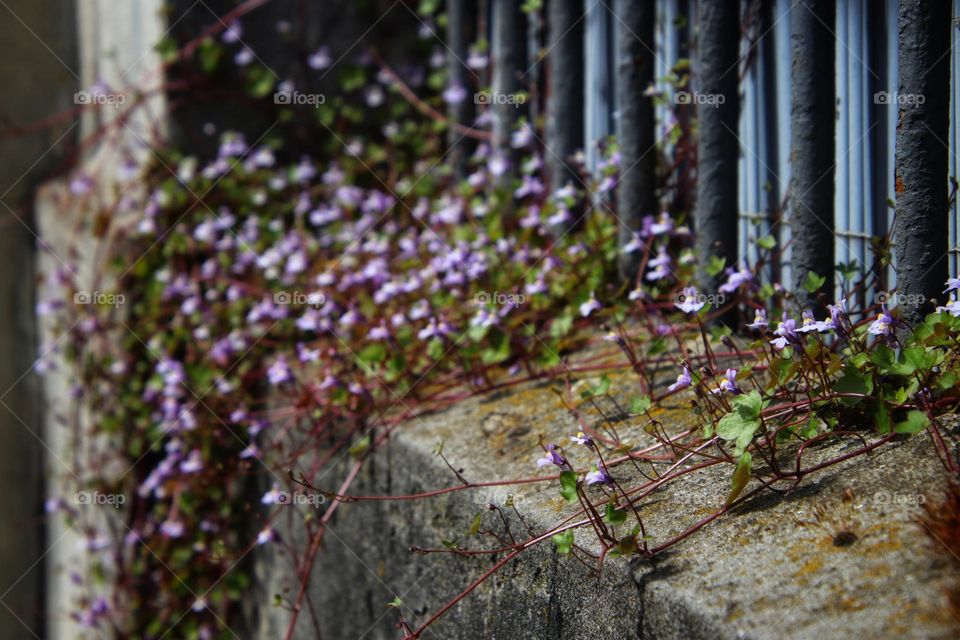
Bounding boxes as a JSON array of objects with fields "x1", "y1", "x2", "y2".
[{"x1": 260, "y1": 342, "x2": 960, "y2": 639}]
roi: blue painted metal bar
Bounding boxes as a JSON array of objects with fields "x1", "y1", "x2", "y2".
[
  {"x1": 951, "y1": 0, "x2": 960, "y2": 279},
  {"x1": 584, "y1": 0, "x2": 614, "y2": 172}
]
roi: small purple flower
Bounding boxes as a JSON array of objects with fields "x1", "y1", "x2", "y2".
[
  {"x1": 536, "y1": 444, "x2": 568, "y2": 469},
  {"x1": 570, "y1": 431, "x2": 593, "y2": 446},
  {"x1": 222, "y1": 20, "x2": 242, "y2": 43},
  {"x1": 714, "y1": 368, "x2": 740, "y2": 395},
  {"x1": 257, "y1": 526, "x2": 276, "y2": 545},
  {"x1": 160, "y1": 519, "x2": 185, "y2": 538},
  {"x1": 267, "y1": 356, "x2": 293, "y2": 386},
  {"x1": 585, "y1": 460, "x2": 612, "y2": 485},
  {"x1": 770, "y1": 314, "x2": 797, "y2": 350},
  {"x1": 307, "y1": 47, "x2": 332, "y2": 70},
  {"x1": 795, "y1": 310, "x2": 821, "y2": 333},
  {"x1": 936, "y1": 299, "x2": 960, "y2": 317},
  {"x1": 719, "y1": 264, "x2": 753, "y2": 293},
  {"x1": 944, "y1": 278, "x2": 960, "y2": 295},
  {"x1": 442, "y1": 82, "x2": 467, "y2": 104},
  {"x1": 668, "y1": 365, "x2": 692, "y2": 392},
  {"x1": 645, "y1": 245, "x2": 673, "y2": 281},
  {"x1": 180, "y1": 449, "x2": 203, "y2": 474},
  {"x1": 674, "y1": 287, "x2": 705, "y2": 314},
  {"x1": 745, "y1": 308, "x2": 768, "y2": 330},
  {"x1": 580, "y1": 294, "x2": 601, "y2": 318},
  {"x1": 868, "y1": 305, "x2": 894, "y2": 337},
  {"x1": 649, "y1": 212, "x2": 674, "y2": 235}
]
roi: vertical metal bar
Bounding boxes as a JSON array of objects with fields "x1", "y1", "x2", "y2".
[
  {"x1": 447, "y1": 0, "x2": 479, "y2": 179},
  {"x1": 789, "y1": 0, "x2": 836, "y2": 310},
  {"x1": 835, "y1": 1, "x2": 850, "y2": 295},
  {"x1": 774, "y1": 0, "x2": 793, "y2": 288},
  {"x1": 546, "y1": 0, "x2": 585, "y2": 194},
  {"x1": 694, "y1": 0, "x2": 740, "y2": 297},
  {"x1": 615, "y1": 0, "x2": 657, "y2": 282},
  {"x1": 584, "y1": 0, "x2": 613, "y2": 171},
  {"x1": 894, "y1": 0, "x2": 951, "y2": 324},
  {"x1": 491, "y1": 0, "x2": 528, "y2": 185}
]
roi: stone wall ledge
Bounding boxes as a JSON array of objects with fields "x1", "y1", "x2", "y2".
[{"x1": 259, "y1": 364, "x2": 960, "y2": 640}]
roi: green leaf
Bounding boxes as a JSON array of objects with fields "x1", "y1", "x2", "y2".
[
  {"x1": 590, "y1": 375, "x2": 611, "y2": 397},
  {"x1": 802, "y1": 271, "x2": 826, "y2": 293},
  {"x1": 550, "y1": 314, "x2": 574, "y2": 338},
  {"x1": 387, "y1": 597, "x2": 403, "y2": 608},
  {"x1": 246, "y1": 65, "x2": 276, "y2": 98},
  {"x1": 358, "y1": 343, "x2": 387, "y2": 365},
  {"x1": 725, "y1": 452, "x2": 752, "y2": 506},
  {"x1": 756, "y1": 235, "x2": 776, "y2": 250},
  {"x1": 630, "y1": 396, "x2": 652, "y2": 415},
  {"x1": 833, "y1": 367, "x2": 873, "y2": 405},
  {"x1": 427, "y1": 338, "x2": 445, "y2": 360},
  {"x1": 893, "y1": 410, "x2": 929, "y2": 434},
  {"x1": 468, "y1": 512, "x2": 482, "y2": 536},
  {"x1": 603, "y1": 503, "x2": 627, "y2": 525},
  {"x1": 551, "y1": 530, "x2": 575, "y2": 555},
  {"x1": 715, "y1": 391, "x2": 764, "y2": 455},
  {"x1": 348, "y1": 434, "x2": 371, "y2": 458},
  {"x1": 559, "y1": 471, "x2": 578, "y2": 502},
  {"x1": 706, "y1": 255, "x2": 727, "y2": 277}
]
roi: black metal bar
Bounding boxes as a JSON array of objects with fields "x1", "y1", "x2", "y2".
[{"x1": 894, "y1": 0, "x2": 951, "y2": 324}]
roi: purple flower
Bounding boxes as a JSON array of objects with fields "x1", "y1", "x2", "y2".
[
  {"x1": 160, "y1": 519, "x2": 185, "y2": 538},
  {"x1": 267, "y1": 356, "x2": 293, "y2": 386},
  {"x1": 868, "y1": 306, "x2": 894, "y2": 337},
  {"x1": 674, "y1": 287, "x2": 705, "y2": 314},
  {"x1": 570, "y1": 431, "x2": 593, "y2": 446},
  {"x1": 649, "y1": 212, "x2": 674, "y2": 235},
  {"x1": 795, "y1": 310, "x2": 821, "y2": 333},
  {"x1": 580, "y1": 294, "x2": 601, "y2": 318},
  {"x1": 442, "y1": 82, "x2": 467, "y2": 104},
  {"x1": 234, "y1": 47, "x2": 254, "y2": 66},
  {"x1": 770, "y1": 314, "x2": 797, "y2": 350},
  {"x1": 222, "y1": 20, "x2": 242, "y2": 43},
  {"x1": 826, "y1": 299, "x2": 848, "y2": 330},
  {"x1": 719, "y1": 264, "x2": 753, "y2": 293},
  {"x1": 180, "y1": 449, "x2": 203, "y2": 474},
  {"x1": 307, "y1": 47, "x2": 332, "y2": 70},
  {"x1": 936, "y1": 299, "x2": 960, "y2": 317},
  {"x1": 585, "y1": 460, "x2": 612, "y2": 485},
  {"x1": 714, "y1": 368, "x2": 740, "y2": 395},
  {"x1": 536, "y1": 444, "x2": 568, "y2": 469},
  {"x1": 944, "y1": 278, "x2": 960, "y2": 294},
  {"x1": 745, "y1": 308, "x2": 768, "y2": 330},
  {"x1": 645, "y1": 246, "x2": 673, "y2": 281},
  {"x1": 257, "y1": 526, "x2": 276, "y2": 545},
  {"x1": 668, "y1": 365, "x2": 692, "y2": 392}
]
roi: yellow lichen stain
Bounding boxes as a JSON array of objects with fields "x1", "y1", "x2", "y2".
[
  {"x1": 794, "y1": 557, "x2": 823, "y2": 584},
  {"x1": 862, "y1": 562, "x2": 891, "y2": 580}
]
